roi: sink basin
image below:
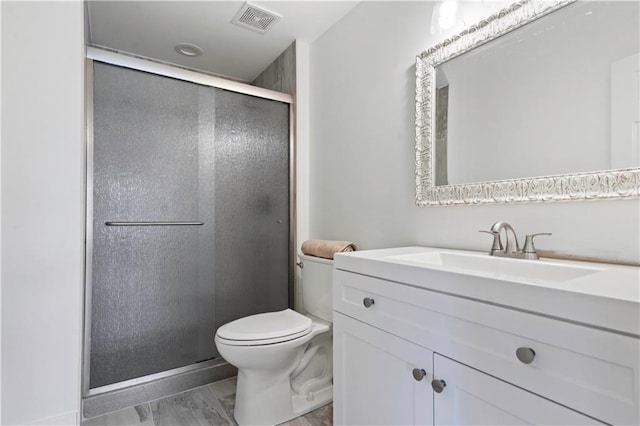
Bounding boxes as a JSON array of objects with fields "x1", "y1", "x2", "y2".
[{"x1": 387, "y1": 251, "x2": 604, "y2": 283}]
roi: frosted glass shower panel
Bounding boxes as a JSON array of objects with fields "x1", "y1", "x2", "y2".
[
  {"x1": 213, "y1": 90, "x2": 290, "y2": 327},
  {"x1": 91, "y1": 63, "x2": 216, "y2": 388}
]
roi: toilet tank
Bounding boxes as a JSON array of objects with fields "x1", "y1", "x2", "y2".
[{"x1": 299, "y1": 253, "x2": 333, "y2": 322}]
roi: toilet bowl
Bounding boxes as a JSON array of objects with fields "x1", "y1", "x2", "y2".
[{"x1": 214, "y1": 254, "x2": 334, "y2": 426}]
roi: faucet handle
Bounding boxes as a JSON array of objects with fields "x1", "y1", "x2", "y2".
[
  {"x1": 479, "y1": 230, "x2": 503, "y2": 255},
  {"x1": 522, "y1": 233, "x2": 552, "y2": 259}
]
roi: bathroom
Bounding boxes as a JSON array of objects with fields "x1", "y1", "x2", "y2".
[{"x1": 1, "y1": 0, "x2": 639, "y2": 425}]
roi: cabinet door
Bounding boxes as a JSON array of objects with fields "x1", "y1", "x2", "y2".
[
  {"x1": 334, "y1": 312, "x2": 433, "y2": 425},
  {"x1": 433, "y1": 355, "x2": 603, "y2": 425}
]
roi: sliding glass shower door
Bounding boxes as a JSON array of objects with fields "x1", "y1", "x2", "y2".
[{"x1": 89, "y1": 62, "x2": 290, "y2": 389}]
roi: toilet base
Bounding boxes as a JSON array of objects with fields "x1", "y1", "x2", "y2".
[
  {"x1": 233, "y1": 371, "x2": 332, "y2": 425},
  {"x1": 292, "y1": 383, "x2": 333, "y2": 418},
  {"x1": 233, "y1": 375, "x2": 332, "y2": 426},
  {"x1": 231, "y1": 327, "x2": 333, "y2": 425}
]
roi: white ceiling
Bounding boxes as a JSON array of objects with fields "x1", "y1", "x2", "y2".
[{"x1": 88, "y1": 1, "x2": 359, "y2": 82}]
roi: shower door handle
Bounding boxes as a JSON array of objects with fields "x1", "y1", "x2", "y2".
[{"x1": 105, "y1": 221, "x2": 204, "y2": 226}]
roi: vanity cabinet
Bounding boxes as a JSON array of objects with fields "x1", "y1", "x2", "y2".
[
  {"x1": 332, "y1": 263, "x2": 639, "y2": 426},
  {"x1": 333, "y1": 312, "x2": 433, "y2": 425}
]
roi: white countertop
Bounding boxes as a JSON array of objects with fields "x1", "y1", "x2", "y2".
[{"x1": 334, "y1": 246, "x2": 640, "y2": 336}]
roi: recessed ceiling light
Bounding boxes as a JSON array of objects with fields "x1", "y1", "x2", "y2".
[{"x1": 174, "y1": 43, "x2": 203, "y2": 57}]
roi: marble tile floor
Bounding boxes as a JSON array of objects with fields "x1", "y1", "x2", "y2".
[{"x1": 82, "y1": 377, "x2": 333, "y2": 426}]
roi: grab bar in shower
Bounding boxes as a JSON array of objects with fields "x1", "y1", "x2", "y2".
[{"x1": 105, "y1": 221, "x2": 204, "y2": 226}]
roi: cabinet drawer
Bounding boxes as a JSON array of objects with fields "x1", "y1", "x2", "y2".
[{"x1": 333, "y1": 270, "x2": 640, "y2": 425}]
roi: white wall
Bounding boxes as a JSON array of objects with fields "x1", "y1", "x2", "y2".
[
  {"x1": 309, "y1": 1, "x2": 640, "y2": 264},
  {"x1": 1, "y1": 1, "x2": 85, "y2": 424},
  {"x1": 0, "y1": 1, "x2": 3, "y2": 420},
  {"x1": 296, "y1": 41, "x2": 311, "y2": 310}
]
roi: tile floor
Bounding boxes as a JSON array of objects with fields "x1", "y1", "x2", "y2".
[{"x1": 82, "y1": 377, "x2": 332, "y2": 426}]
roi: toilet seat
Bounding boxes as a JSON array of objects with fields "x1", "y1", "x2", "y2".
[{"x1": 216, "y1": 309, "x2": 312, "y2": 346}]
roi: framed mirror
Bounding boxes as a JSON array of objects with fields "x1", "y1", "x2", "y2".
[{"x1": 415, "y1": 0, "x2": 640, "y2": 206}]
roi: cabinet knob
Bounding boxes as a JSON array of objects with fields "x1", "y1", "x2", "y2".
[
  {"x1": 516, "y1": 347, "x2": 536, "y2": 364},
  {"x1": 431, "y1": 379, "x2": 447, "y2": 393},
  {"x1": 412, "y1": 368, "x2": 426, "y2": 381},
  {"x1": 363, "y1": 297, "x2": 375, "y2": 308}
]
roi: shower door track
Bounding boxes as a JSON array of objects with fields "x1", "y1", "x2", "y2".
[
  {"x1": 104, "y1": 221, "x2": 204, "y2": 226},
  {"x1": 83, "y1": 47, "x2": 296, "y2": 397},
  {"x1": 86, "y1": 358, "x2": 221, "y2": 397},
  {"x1": 86, "y1": 47, "x2": 292, "y2": 103}
]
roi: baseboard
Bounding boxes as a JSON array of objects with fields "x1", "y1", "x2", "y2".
[{"x1": 30, "y1": 411, "x2": 78, "y2": 426}]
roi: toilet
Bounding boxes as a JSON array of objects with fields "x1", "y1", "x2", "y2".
[{"x1": 214, "y1": 253, "x2": 333, "y2": 426}]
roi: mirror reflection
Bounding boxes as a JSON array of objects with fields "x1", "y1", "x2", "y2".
[{"x1": 434, "y1": 1, "x2": 639, "y2": 186}]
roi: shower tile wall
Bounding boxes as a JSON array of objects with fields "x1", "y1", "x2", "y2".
[{"x1": 252, "y1": 41, "x2": 296, "y2": 96}]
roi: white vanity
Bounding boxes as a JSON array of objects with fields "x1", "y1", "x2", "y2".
[{"x1": 332, "y1": 247, "x2": 640, "y2": 425}]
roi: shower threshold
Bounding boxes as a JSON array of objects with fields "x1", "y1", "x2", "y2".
[{"x1": 83, "y1": 358, "x2": 236, "y2": 420}]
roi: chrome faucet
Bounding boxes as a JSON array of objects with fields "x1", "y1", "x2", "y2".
[
  {"x1": 491, "y1": 221, "x2": 520, "y2": 256},
  {"x1": 480, "y1": 221, "x2": 551, "y2": 260}
]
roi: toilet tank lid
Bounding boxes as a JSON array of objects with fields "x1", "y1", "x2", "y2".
[{"x1": 216, "y1": 309, "x2": 312, "y2": 341}]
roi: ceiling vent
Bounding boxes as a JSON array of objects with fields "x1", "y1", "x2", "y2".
[{"x1": 232, "y1": 2, "x2": 282, "y2": 34}]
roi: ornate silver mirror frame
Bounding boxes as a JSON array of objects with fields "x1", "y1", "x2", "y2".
[{"x1": 415, "y1": 0, "x2": 640, "y2": 206}]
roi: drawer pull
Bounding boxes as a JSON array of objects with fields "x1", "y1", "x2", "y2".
[
  {"x1": 412, "y1": 368, "x2": 426, "y2": 381},
  {"x1": 431, "y1": 379, "x2": 447, "y2": 393},
  {"x1": 516, "y1": 347, "x2": 536, "y2": 364},
  {"x1": 363, "y1": 297, "x2": 375, "y2": 308}
]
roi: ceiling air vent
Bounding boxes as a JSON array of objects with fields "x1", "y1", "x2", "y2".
[{"x1": 232, "y1": 2, "x2": 282, "y2": 34}]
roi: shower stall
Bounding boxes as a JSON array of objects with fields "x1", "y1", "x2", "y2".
[{"x1": 83, "y1": 49, "x2": 294, "y2": 400}]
